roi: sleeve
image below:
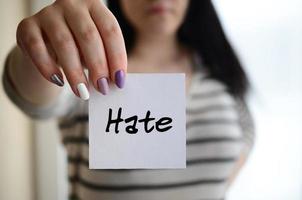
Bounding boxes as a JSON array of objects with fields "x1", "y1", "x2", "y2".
[
  {"x1": 2, "y1": 46, "x2": 79, "y2": 120},
  {"x1": 235, "y1": 98, "x2": 256, "y2": 154}
]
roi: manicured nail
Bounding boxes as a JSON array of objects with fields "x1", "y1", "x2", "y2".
[
  {"x1": 97, "y1": 77, "x2": 109, "y2": 95},
  {"x1": 50, "y1": 74, "x2": 64, "y2": 87},
  {"x1": 77, "y1": 83, "x2": 89, "y2": 100},
  {"x1": 115, "y1": 70, "x2": 125, "y2": 89}
]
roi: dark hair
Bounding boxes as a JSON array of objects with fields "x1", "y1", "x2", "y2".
[{"x1": 108, "y1": 0, "x2": 250, "y2": 98}]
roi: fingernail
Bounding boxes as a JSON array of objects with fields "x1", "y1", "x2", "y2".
[
  {"x1": 115, "y1": 70, "x2": 125, "y2": 89},
  {"x1": 77, "y1": 83, "x2": 89, "y2": 100},
  {"x1": 50, "y1": 74, "x2": 64, "y2": 87},
  {"x1": 97, "y1": 77, "x2": 109, "y2": 95}
]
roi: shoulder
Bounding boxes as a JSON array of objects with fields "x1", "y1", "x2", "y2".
[{"x1": 189, "y1": 52, "x2": 235, "y2": 106}]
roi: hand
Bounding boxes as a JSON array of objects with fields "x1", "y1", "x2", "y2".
[{"x1": 16, "y1": 0, "x2": 127, "y2": 99}]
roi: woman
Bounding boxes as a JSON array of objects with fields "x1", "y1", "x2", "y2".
[{"x1": 2, "y1": 0, "x2": 254, "y2": 199}]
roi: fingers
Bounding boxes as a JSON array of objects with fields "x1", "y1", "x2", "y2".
[
  {"x1": 16, "y1": 0, "x2": 128, "y2": 100},
  {"x1": 63, "y1": 3, "x2": 109, "y2": 95},
  {"x1": 16, "y1": 17, "x2": 65, "y2": 87},
  {"x1": 90, "y1": 2, "x2": 127, "y2": 89},
  {"x1": 39, "y1": 6, "x2": 89, "y2": 100}
]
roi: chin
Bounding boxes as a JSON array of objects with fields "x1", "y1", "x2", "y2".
[
  {"x1": 148, "y1": 28, "x2": 175, "y2": 37},
  {"x1": 145, "y1": 21, "x2": 177, "y2": 35}
]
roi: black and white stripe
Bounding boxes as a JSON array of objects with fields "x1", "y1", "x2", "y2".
[
  {"x1": 58, "y1": 73, "x2": 254, "y2": 200},
  {"x1": 3, "y1": 49, "x2": 254, "y2": 200}
]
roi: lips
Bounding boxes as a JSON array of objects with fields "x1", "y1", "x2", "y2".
[{"x1": 148, "y1": 2, "x2": 171, "y2": 15}]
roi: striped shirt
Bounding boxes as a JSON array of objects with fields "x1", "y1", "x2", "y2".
[{"x1": 2, "y1": 48, "x2": 254, "y2": 200}]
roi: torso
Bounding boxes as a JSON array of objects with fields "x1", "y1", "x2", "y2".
[{"x1": 59, "y1": 65, "x2": 251, "y2": 200}]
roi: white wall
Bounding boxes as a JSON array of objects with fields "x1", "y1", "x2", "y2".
[
  {"x1": 211, "y1": 0, "x2": 302, "y2": 199},
  {"x1": 0, "y1": 1, "x2": 34, "y2": 200}
]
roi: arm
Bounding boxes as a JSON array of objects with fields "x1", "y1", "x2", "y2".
[
  {"x1": 2, "y1": 46, "x2": 76, "y2": 119},
  {"x1": 226, "y1": 150, "x2": 249, "y2": 188},
  {"x1": 226, "y1": 98, "x2": 255, "y2": 188},
  {"x1": 7, "y1": 45, "x2": 63, "y2": 106}
]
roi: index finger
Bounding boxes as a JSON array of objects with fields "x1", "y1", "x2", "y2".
[{"x1": 89, "y1": 2, "x2": 127, "y2": 89}]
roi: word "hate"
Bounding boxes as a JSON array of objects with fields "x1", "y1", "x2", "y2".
[{"x1": 105, "y1": 107, "x2": 173, "y2": 134}]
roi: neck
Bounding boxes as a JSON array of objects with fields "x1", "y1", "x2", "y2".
[{"x1": 130, "y1": 33, "x2": 184, "y2": 64}]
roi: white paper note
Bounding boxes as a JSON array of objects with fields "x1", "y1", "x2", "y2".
[{"x1": 89, "y1": 73, "x2": 186, "y2": 169}]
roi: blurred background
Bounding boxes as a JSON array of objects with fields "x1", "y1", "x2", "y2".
[{"x1": 0, "y1": 0, "x2": 301, "y2": 200}]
